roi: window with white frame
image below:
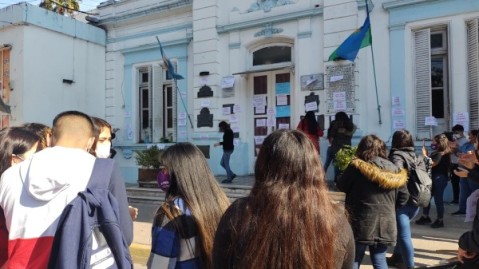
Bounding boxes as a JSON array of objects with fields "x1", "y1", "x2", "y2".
[
  {"x1": 137, "y1": 64, "x2": 176, "y2": 143},
  {"x1": 414, "y1": 26, "x2": 449, "y2": 140},
  {"x1": 467, "y1": 19, "x2": 479, "y2": 130}
]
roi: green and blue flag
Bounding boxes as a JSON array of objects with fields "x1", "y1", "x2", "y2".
[{"x1": 328, "y1": 15, "x2": 372, "y2": 62}]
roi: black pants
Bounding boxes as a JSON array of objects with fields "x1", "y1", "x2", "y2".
[{"x1": 451, "y1": 164, "x2": 460, "y2": 202}]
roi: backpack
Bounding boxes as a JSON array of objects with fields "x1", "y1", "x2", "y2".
[
  {"x1": 397, "y1": 152, "x2": 433, "y2": 208},
  {"x1": 48, "y1": 159, "x2": 133, "y2": 269}
]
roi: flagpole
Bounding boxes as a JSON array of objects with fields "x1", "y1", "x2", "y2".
[
  {"x1": 174, "y1": 78, "x2": 194, "y2": 129},
  {"x1": 365, "y1": 0, "x2": 382, "y2": 125}
]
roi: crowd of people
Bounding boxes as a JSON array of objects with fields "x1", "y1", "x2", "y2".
[{"x1": 1, "y1": 109, "x2": 479, "y2": 269}]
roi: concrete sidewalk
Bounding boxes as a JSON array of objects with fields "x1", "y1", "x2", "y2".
[{"x1": 130, "y1": 202, "x2": 472, "y2": 268}]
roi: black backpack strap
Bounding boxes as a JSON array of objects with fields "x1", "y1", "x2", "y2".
[{"x1": 87, "y1": 158, "x2": 115, "y2": 190}]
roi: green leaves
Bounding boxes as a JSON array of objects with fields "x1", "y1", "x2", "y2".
[
  {"x1": 135, "y1": 146, "x2": 163, "y2": 169},
  {"x1": 334, "y1": 145, "x2": 357, "y2": 172},
  {"x1": 39, "y1": 0, "x2": 79, "y2": 16}
]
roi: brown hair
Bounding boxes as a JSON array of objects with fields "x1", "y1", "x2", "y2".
[
  {"x1": 22, "y1": 123, "x2": 52, "y2": 150},
  {"x1": 161, "y1": 143, "x2": 230, "y2": 269},
  {"x1": 391, "y1": 129, "x2": 414, "y2": 149},
  {"x1": 356, "y1": 134, "x2": 387, "y2": 162},
  {"x1": 228, "y1": 130, "x2": 341, "y2": 269},
  {"x1": 435, "y1": 133, "x2": 451, "y2": 155}
]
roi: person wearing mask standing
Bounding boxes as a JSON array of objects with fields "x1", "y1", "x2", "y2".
[{"x1": 214, "y1": 121, "x2": 236, "y2": 183}]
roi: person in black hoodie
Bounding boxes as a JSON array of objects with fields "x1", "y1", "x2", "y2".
[
  {"x1": 214, "y1": 121, "x2": 236, "y2": 183},
  {"x1": 387, "y1": 129, "x2": 429, "y2": 269},
  {"x1": 337, "y1": 134, "x2": 408, "y2": 269}
]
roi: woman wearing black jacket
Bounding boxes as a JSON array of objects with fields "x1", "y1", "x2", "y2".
[
  {"x1": 387, "y1": 130, "x2": 428, "y2": 269},
  {"x1": 337, "y1": 134, "x2": 408, "y2": 269}
]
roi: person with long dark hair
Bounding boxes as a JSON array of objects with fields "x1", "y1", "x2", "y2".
[
  {"x1": 337, "y1": 134, "x2": 408, "y2": 269},
  {"x1": 327, "y1": 112, "x2": 356, "y2": 181},
  {"x1": 387, "y1": 129, "x2": 427, "y2": 268},
  {"x1": 214, "y1": 121, "x2": 236, "y2": 183},
  {"x1": 297, "y1": 111, "x2": 324, "y2": 153},
  {"x1": 148, "y1": 143, "x2": 230, "y2": 269},
  {"x1": 213, "y1": 130, "x2": 354, "y2": 269},
  {"x1": 0, "y1": 127, "x2": 41, "y2": 268},
  {"x1": 415, "y1": 133, "x2": 452, "y2": 228}
]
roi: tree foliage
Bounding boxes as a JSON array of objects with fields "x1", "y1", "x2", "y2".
[{"x1": 39, "y1": 0, "x2": 79, "y2": 16}]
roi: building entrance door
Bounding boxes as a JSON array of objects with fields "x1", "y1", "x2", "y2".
[{"x1": 250, "y1": 70, "x2": 292, "y2": 156}]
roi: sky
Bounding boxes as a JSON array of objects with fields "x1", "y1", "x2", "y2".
[{"x1": 0, "y1": 0, "x2": 103, "y2": 12}]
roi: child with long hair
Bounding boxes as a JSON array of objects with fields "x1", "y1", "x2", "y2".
[
  {"x1": 213, "y1": 130, "x2": 354, "y2": 269},
  {"x1": 148, "y1": 143, "x2": 230, "y2": 269}
]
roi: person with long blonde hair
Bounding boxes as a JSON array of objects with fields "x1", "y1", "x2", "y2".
[
  {"x1": 213, "y1": 130, "x2": 354, "y2": 269},
  {"x1": 148, "y1": 143, "x2": 230, "y2": 269}
]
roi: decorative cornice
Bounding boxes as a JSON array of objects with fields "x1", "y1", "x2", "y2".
[
  {"x1": 254, "y1": 23, "x2": 283, "y2": 37},
  {"x1": 119, "y1": 38, "x2": 191, "y2": 54},
  {"x1": 107, "y1": 22, "x2": 192, "y2": 44},
  {"x1": 383, "y1": 0, "x2": 433, "y2": 10},
  {"x1": 246, "y1": 0, "x2": 295, "y2": 13},
  {"x1": 357, "y1": 0, "x2": 375, "y2": 11},
  {"x1": 98, "y1": 0, "x2": 192, "y2": 25},
  {"x1": 389, "y1": 23, "x2": 406, "y2": 31},
  {"x1": 217, "y1": 8, "x2": 322, "y2": 34},
  {"x1": 229, "y1": 42, "x2": 241, "y2": 49},
  {"x1": 297, "y1": 31, "x2": 312, "y2": 39}
]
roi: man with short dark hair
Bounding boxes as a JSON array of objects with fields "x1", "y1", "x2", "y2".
[
  {"x1": 451, "y1": 124, "x2": 468, "y2": 205},
  {"x1": 0, "y1": 111, "x2": 132, "y2": 268},
  {"x1": 214, "y1": 121, "x2": 236, "y2": 183}
]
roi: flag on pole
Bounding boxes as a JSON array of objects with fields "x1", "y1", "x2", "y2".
[
  {"x1": 155, "y1": 36, "x2": 184, "y2": 80},
  {"x1": 328, "y1": 14, "x2": 372, "y2": 62}
]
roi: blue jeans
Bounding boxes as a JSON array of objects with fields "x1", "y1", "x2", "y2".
[
  {"x1": 354, "y1": 242, "x2": 388, "y2": 269},
  {"x1": 393, "y1": 204, "x2": 420, "y2": 268},
  {"x1": 423, "y1": 173, "x2": 448, "y2": 219},
  {"x1": 324, "y1": 146, "x2": 333, "y2": 172},
  {"x1": 220, "y1": 150, "x2": 234, "y2": 179},
  {"x1": 459, "y1": 178, "x2": 479, "y2": 212}
]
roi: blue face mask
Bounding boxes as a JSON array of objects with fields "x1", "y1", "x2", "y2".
[{"x1": 156, "y1": 170, "x2": 170, "y2": 192}]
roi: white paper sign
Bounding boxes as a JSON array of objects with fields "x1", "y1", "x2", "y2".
[
  {"x1": 200, "y1": 100, "x2": 211, "y2": 107},
  {"x1": 392, "y1": 96, "x2": 400, "y2": 106},
  {"x1": 334, "y1": 101, "x2": 347, "y2": 111},
  {"x1": 255, "y1": 106, "x2": 266, "y2": 114},
  {"x1": 199, "y1": 76, "x2": 209, "y2": 85},
  {"x1": 221, "y1": 76, "x2": 235, "y2": 88},
  {"x1": 392, "y1": 108, "x2": 405, "y2": 117},
  {"x1": 256, "y1": 118, "x2": 267, "y2": 127},
  {"x1": 178, "y1": 119, "x2": 187, "y2": 126},
  {"x1": 233, "y1": 105, "x2": 242, "y2": 114},
  {"x1": 305, "y1": 102, "x2": 318, "y2": 112},
  {"x1": 425, "y1": 116, "x2": 438, "y2": 126},
  {"x1": 222, "y1": 107, "x2": 231, "y2": 115},
  {"x1": 330, "y1": 75, "x2": 344, "y2": 82},
  {"x1": 178, "y1": 112, "x2": 187, "y2": 120},
  {"x1": 233, "y1": 139, "x2": 240, "y2": 146},
  {"x1": 393, "y1": 120, "x2": 405, "y2": 129},
  {"x1": 254, "y1": 136, "x2": 265, "y2": 145},
  {"x1": 267, "y1": 108, "x2": 276, "y2": 115},
  {"x1": 229, "y1": 114, "x2": 239, "y2": 123},
  {"x1": 267, "y1": 116, "x2": 276, "y2": 127},
  {"x1": 253, "y1": 95, "x2": 267, "y2": 107},
  {"x1": 453, "y1": 112, "x2": 470, "y2": 131},
  {"x1": 178, "y1": 130, "x2": 187, "y2": 138},
  {"x1": 276, "y1": 94, "x2": 288, "y2": 106},
  {"x1": 333, "y1": 91, "x2": 346, "y2": 101},
  {"x1": 278, "y1": 123, "x2": 290, "y2": 130},
  {"x1": 232, "y1": 126, "x2": 240, "y2": 133}
]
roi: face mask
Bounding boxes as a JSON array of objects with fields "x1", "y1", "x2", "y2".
[
  {"x1": 95, "y1": 143, "x2": 111, "y2": 159},
  {"x1": 430, "y1": 143, "x2": 438, "y2": 150},
  {"x1": 157, "y1": 170, "x2": 170, "y2": 192},
  {"x1": 453, "y1": 134, "x2": 461, "y2": 140}
]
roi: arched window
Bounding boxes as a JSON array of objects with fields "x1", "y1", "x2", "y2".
[{"x1": 252, "y1": 46, "x2": 291, "y2": 66}]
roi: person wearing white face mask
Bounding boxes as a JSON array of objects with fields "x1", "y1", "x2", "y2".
[{"x1": 91, "y1": 117, "x2": 139, "y2": 220}]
